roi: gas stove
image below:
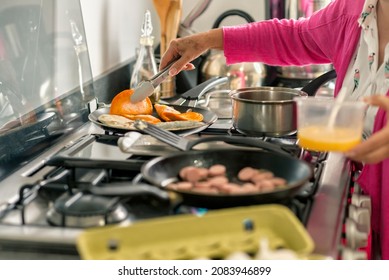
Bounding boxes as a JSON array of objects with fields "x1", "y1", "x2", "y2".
[
  {"x1": 0, "y1": 118, "x2": 368, "y2": 260},
  {"x1": 0, "y1": 0, "x2": 371, "y2": 260}
]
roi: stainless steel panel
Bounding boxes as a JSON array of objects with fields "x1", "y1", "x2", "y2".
[{"x1": 307, "y1": 152, "x2": 351, "y2": 259}]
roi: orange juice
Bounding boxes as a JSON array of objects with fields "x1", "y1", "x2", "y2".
[{"x1": 297, "y1": 125, "x2": 362, "y2": 152}]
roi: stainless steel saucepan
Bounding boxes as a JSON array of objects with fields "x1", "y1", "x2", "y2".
[{"x1": 230, "y1": 70, "x2": 337, "y2": 137}]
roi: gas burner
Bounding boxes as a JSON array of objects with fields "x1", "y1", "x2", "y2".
[{"x1": 46, "y1": 192, "x2": 129, "y2": 228}]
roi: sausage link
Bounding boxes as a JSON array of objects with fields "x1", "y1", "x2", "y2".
[
  {"x1": 191, "y1": 188, "x2": 219, "y2": 194},
  {"x1": 228, "y1": 184, "x2": 249, "y2": 194},
  {"x1": 186, "y1": 167, "x2": 208, "y2": 182},
  {"x1": 179, "y1": 166, "x2": 197, "y2": 180},
  {"x1": 194, "y1": 180, "x2": 212, "y2": 189},
  {"x1": 241, "y1": 183, "x2": 258, "y2": 193},
  {"x1": 260, "y1": 180, "x2": 276, "y2": 192},
  {"x1": 238, "y1": 167, "x2": 257, "y2": 181},
  {"x1": 208, "y1": 164, "x2": 227, "y2": 177},
  {"x1": 222, "y1": 183, "x2": 242, "y2": 194},
  {"x1": 168, "y1": 181, "x2": 193, "y2": 191},
  {"x1": 271, "y1": 177, "x2": 288, "y2": 186},
  {"x1": 177, "y1": 164, "x2": 284, "y2": 195},
  {"x1": 208, "y1": 176, "x2": 229, "y2": 188},
  {"x1": 251, "y1": 171, "x2": 274, "y2": 183}
]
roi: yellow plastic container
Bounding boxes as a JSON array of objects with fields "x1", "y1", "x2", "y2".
[{"x1": 76, "y1": 204, "x2": 314, "y2": 260}]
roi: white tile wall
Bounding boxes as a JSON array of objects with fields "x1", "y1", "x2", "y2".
[{"x1": 80, "y1": 0, "x2": 265, "y2": 77}]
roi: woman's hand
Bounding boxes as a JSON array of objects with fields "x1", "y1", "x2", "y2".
[
  {"x1": 345, "y1": 95, "x2": 389, "y2": 164},
  {"x1": 159, "y1": 28, "x2": 224, "y2": 76}
]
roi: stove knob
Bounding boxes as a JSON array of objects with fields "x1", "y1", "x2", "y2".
[
  {"x1": 341, "y1": 247, "x2": 367, "y2": 260},
  {"x1": 345, "y1": 218, "x2": 369, "y2": 249},
  {"x1": 351, "y1": 194, "x2": 371, "y2": 213},
  {"x1": 348, "y1": 204, "x2": 371, "y2": 231}
]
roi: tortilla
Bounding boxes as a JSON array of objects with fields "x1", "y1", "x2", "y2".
[
  {"x1": 98, "y1": 114, "x2": 204, "y2": 132},
  {"x1": 98, "y1": 114, "x2": 135, "y2": 130},
  {"x1": 156, "y1": 121, "x2": 204, "y2": 131}
]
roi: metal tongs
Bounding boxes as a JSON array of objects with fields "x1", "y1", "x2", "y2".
[{"x1": 130, "y1": 59, "x2": 178, "y2": 103}]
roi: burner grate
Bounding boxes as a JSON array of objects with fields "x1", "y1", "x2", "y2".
[{"x1": 46, "y1": 192, "x2": 128, "y2": 228}]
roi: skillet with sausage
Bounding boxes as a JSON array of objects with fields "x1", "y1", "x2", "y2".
[{"x1": 141, "y1": 149, "x2": 313, "y2": 209}]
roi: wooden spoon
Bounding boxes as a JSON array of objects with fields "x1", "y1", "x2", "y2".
[
  {"x1": 160, "y1": 0, "x2": 182, "y2": 98},
  {"x1": 164, "y1": 0, "x2": 182, "y2": 55},
  {"x1": 153, "y1": 0, "x2": 170, "y2": 57}
]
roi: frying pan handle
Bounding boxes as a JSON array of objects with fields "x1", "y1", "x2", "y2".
[
  {"x1": 301, "y1": 69, "x2": 337, "y2": 96},
  {"x1": 187, "y1": 135, "x2": 293, "y2": 156},
  {"x1": 88, "y1": 183, "x2": 170, "y2": 201}
]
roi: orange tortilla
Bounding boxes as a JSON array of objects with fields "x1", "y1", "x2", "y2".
[{"x1": 110, "y1": 89, "x2": 153, "y2": 116}]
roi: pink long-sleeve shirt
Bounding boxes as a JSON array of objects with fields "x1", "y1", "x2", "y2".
[{"x1": 223, "y1": 0, "x2": 389, "y2": 259}]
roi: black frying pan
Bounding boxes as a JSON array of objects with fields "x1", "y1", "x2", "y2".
[
  {"x1": 88, "y1": 77, "x2": 227, "y2": 136},
  {"x1": 141, "y1": 149, "x2": 313, "y2": 209}
]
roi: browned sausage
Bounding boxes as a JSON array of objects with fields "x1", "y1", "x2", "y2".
[
  {"x1": 254, "y1": 181, "x2": 263, "y2": 190},
  {"x1": 191, "y1": 188, "x2": 219, "y2": 194},
  {"x1": 251, "y1": 171, "x2": 274, "y2": 183},
  {"x1": 179, "y1": 166, "x2": 197, "y2": 180},
  {"x1": 228, "y1": 184, "x2": 249, "y2": 194},
  {"x1": 167, "y1": 183, "x2": 178, "y2": 190},
  {"x1": 260, "y1": 180, "x2": 276, "y2": 192},
  {"x1": 238, "y1": 167, "x2": 257, "y2": 181},
  {"x1": 186, "y1": 167, "x2": 208, "y2": 182},
  {"x1": 216, "y1": 183, "x2": 241, "y2": 194},
  {"x1": 197, "y1": 167, "x2": 209, "y2": 179},
  {"x1": 168, "y1": 181, "x2": 193, "y2": 191},
  {"x1": 271, "y1": 177, "x2": 288, "y2": 186},
  {"x1": 241, "y1": 183, "x2": 258, "y2": 193},
  {"x1": 208, "y1": 164, "x2": 227, "y2": 177},
  {"x1": 208, "y1": 176, "x2": 229, "y2": 188},
  {"x1": 194, "y1": 180, "x2": 212, "y2": 189},
  {"x1": 177, "y1": 164, "x2": 284, "y2": 195}
]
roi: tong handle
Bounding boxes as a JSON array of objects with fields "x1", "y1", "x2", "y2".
[{"x1": 150, "y1": 59, "x2": 178, "y2": 88}]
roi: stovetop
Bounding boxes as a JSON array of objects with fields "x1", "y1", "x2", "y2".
[{"x1": 0, "y1": 121, "x2": 352, "y2": 260}]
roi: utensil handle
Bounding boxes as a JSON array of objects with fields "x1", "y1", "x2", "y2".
[
  {"x1": 187, "y1": 135, "x2": 292, "y2": 156},
  {"x1": 327, "y1": 87, "x2": 348, "y2": 128},
  {"x1": 179, "y1": 76, "x2": 228, "y2": 101},
  {"x1": 134, "y1": 120, "x2": 186, "y2": 150},
  {"x1": 88, "y1": 183, "x2": 170, "y2": 201},
  {"x1": 150, "y1": 59, "x2": 178, "y2": 88},
  {"x1": 181, "y1": 0, "x2": 212, "y2": 28},
  {"x1": 212, "y1": 9, "x2": 255, "y2": 28},
  {"x1": 301, "y1": 69, "x2": 337, "y2": 96}
]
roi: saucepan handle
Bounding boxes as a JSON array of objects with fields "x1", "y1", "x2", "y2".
[
  {"x1": 176, "y1": 76, "x2": 228, "y2": 106},
  {"x1": 301, "y1": 69, "x2": 337, "y2": 96}
]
